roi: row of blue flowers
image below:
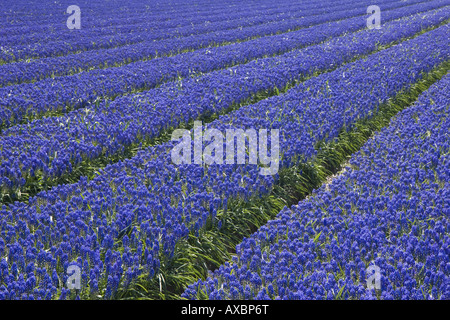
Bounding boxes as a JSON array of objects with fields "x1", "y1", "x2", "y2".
[
  {"x1": 1, "y1": 7, "x2": 448, "y2": 196},
  {"x1": 0, "y1": 0, "x2": 421, "y2": 87},
  {"x1": 0, "y1": 0, "x2": 343, "y2": 63},
  {"x1": 1, "y1": 0, "x2": 444, "y2": 125},
  {"x1": 0, "y1": 0, "x2": 260, "y2": 33},
  {"x1": 0, "y1": 0, "x2": 298, "y2": 40},
  {"x1": 182, "y1": 73, "x2": 450, "y2": 300}
]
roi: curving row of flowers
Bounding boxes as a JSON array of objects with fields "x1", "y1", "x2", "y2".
[
  {"x1": 0, "y1": 0, "x2": 422, "y2": 87},
  {"x1": 1, "y1": 7, "x2": 448, "y2": 197},
  {"x1": 182, "y1": 73, "x2": 450, "y2": 300},
  {"x1": 0, "y1": 23, "x2": 448, "y2": 299}
]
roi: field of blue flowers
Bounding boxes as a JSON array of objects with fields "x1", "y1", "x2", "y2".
[{"x1": 0, "y1": 0, "x2": 448, "y2": 300}]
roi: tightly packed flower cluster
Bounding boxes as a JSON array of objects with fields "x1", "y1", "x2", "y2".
[
  {"x1": 0, "y1": 0, "x2": 425, "y2": 87},
  {"x1": 0, "y1": 21, "x2": 447, "y2": 299},
  {"x1": 182, "y1": 73, "x2": 450, "y2": 300},
  {"x1": 0, "y1": 0, "x2": 351, "y2": 63},
  {"x1": 1, "y1": 7, "x2": 448, "y2": 195},
  {"x1": 1, "y1": 0, "x2": 444, "y2": 126}
]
